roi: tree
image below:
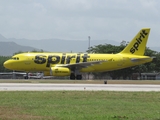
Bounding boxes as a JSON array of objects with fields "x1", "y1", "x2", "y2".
[
  {"x1": 0, "y1": 56, "x2": 12, "y2": 72},
  {"x1": 87, "y1": 44, "x2": 124, "y2": 54}
]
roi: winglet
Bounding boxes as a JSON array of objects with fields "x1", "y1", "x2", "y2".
[{"x1": 120, "y1": 28, "x2": 150, "y2": 55}]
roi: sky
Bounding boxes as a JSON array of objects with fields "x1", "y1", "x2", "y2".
[{"x1": 0, "y1": 0, "x2": 160, "y2": 47}]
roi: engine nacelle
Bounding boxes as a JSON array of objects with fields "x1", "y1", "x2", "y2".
[
  {"x1": 50, "y1": 67, "x2": 71, "y2": 76},
  {"x1": 43, "y1": 71, "x2": 50, "y2": 76}
]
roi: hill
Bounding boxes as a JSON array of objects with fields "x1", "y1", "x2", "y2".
[
  {"x1": 0, "y1": 41, "x2": 39, "y2": 56},
  {"x1": 0, "y1": 34, "x2": 159, "y2": 56}
]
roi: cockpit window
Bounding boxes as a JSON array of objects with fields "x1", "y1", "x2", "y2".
[
  {"x1": 11, "y1": 57, "x2": 19, "y2": 60},
  {"x1": 12, "y1": 57, "x2": 16, "y2": 60}
]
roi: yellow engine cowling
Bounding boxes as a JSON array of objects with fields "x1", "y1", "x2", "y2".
[
  {"x1": 43, "y1": 71, "x2": 51, "y2": 76},
  {"x1": 50, "y1": 67, "x2": 71, "y2": 76}
]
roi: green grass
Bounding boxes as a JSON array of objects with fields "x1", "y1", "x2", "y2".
[{"x1": 0, "y1": 91, "x2": 160, "y2": 120}]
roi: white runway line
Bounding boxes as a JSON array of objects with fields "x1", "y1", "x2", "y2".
[{"x1": 0, "y1": 83, "x2": 160, "y2": 91}]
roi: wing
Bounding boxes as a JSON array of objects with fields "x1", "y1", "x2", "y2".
[{"x1": 55, "y1": 61, "x2": 106, "y2": 70}]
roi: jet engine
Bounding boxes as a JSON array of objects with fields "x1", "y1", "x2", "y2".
[
  {"x1": 50, "y1": 67, "x2": 71, "y2": 76},
  {"x1": 43, "y1": 71, "x2": 50, "y2": 76}
]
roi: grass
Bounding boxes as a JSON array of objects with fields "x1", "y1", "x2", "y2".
[{"x1": 0, "y1": 91, "x2": 160, "y2": 120}]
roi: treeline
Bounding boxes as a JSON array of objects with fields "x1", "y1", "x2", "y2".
[
  {"x1": 0, "y1": 56, "x2": 11, "y2": 72},
  {"x1": 87, "y1": 41, "x2": 160, "y2": 79}
]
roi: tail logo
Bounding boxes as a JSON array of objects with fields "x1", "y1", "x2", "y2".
[{"x1": 130, "y1": 30, "x2": 148, "y2": 54}]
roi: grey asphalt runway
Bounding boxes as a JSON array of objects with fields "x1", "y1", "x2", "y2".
[{"x1": 0, "y1": 83, "x2": 160, "y2": 91}]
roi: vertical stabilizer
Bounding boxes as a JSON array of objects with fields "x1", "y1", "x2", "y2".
[{"x1": 120, "y1": 28, "x2": 150, "y2": 55}]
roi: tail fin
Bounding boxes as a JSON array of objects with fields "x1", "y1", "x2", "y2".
[{"x1": 120, "y1": 28, "x2": 150, "y2": 55}]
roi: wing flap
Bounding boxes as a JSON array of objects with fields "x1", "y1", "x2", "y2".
[{"x1": 55, "y1": 61, "x2": 106, "y2": 70}]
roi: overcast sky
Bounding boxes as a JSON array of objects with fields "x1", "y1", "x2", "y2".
[{"x1": 0, "y1": 0, "x2": 160, "y2": 47}]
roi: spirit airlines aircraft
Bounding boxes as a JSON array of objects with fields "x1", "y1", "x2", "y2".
[{"x1": 3, "y1": 28, "x2": 153, "y2": 80}]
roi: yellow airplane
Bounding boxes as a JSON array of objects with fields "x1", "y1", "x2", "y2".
[{"x1": 3, "y1": 28, "x2": 153, "y2": 80}]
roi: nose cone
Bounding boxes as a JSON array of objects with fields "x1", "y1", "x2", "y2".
[{"x1": 3, "y1": 60, "x2": 12, "y2": 70}]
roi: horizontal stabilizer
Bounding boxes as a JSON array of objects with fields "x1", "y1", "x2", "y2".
[{"x1": 131, "y1": 58, "x2": 152, "y2": 62}]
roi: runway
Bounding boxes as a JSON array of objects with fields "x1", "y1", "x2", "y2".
[{"x1": 0, "y1": 83, "x2": 160, "y2": 91}]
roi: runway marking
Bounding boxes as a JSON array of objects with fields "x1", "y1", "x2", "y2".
[{"x1": 0, "y1": 83, "x2": 160, "y2": 91}]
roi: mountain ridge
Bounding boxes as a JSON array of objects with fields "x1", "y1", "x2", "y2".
[
  {"x1": 0, "y1": 41, "x2": 40, "y2": 56},
  {"x1": 0, "y1": 34, "x2": 159, "y2": 56}
]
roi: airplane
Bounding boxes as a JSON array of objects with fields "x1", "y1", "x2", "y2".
[{"x1": 3, "y1": 28, "x2": 153, "y2": 80}]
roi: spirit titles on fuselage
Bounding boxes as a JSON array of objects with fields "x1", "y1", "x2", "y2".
[{"x1": 34, "y1": 53, "x2": 90, "y2": 67}]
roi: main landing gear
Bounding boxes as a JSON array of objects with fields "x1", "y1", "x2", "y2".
[
  {"x1": 24, "y1": 73, "x2": 29, "y2": 79},
  {"x1": 70, "y1": 73, "x2": 82, "y2": 80},
  {"x1": 24, "y1": 75, "x2": 28, "y2": 79}
]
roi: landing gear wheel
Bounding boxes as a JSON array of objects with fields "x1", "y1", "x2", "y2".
[
  {"x1": 24, "y1": 75, "x2": 28, "y2": 79},
  {"x1": 24, "y1": 73, "x2": 29, "y2": 79},
  {"x1": 70, "y1": 73, "x2": 76, "y2": 80},
  {"x1": 76, "y1": 75, "x2": 82, "y2": 80}
]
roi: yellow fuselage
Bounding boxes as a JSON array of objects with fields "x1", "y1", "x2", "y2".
[{"x1": 4, "y1": 52, "x2": 152, "y2": 73}]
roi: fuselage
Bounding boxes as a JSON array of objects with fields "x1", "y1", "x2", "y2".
[{"x1": 3, "y1": 52, "x2": 152, "y2": 73}]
